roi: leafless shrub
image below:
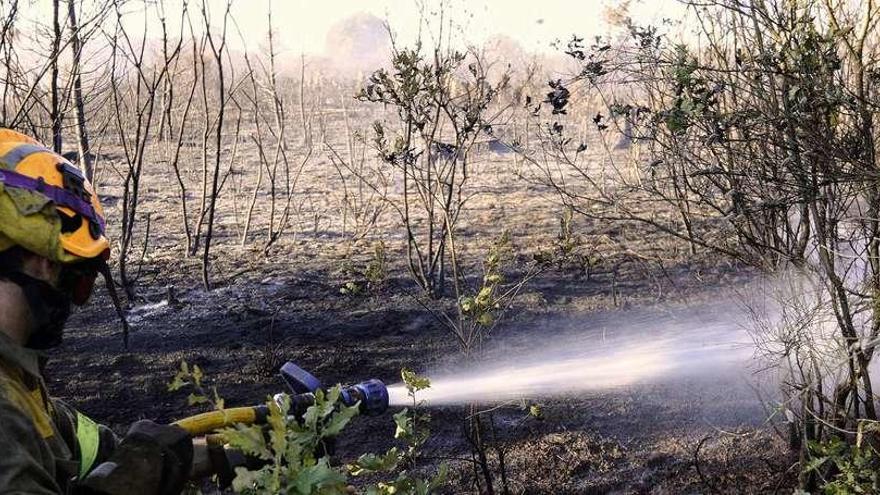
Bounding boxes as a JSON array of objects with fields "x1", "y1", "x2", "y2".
[
  {"x1": 106, "y1": 0, "x2": 183, "y2": 299},
  {"x1": 325, "y1": 101, "x2": 389, "y2": 244}
]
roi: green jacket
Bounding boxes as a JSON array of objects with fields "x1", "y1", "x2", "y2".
[{"x1": 0, "y1": 332, "x2": 116, "y2": 494}]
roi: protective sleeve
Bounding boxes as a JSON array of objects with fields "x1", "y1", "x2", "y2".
[{"x1": 0, "y1": 395, "x2": 62, "y2": 495}]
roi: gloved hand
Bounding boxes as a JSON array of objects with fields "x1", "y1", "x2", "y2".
[{"x1": 79, "y1": 420, "x2": 194, "y2": 495}]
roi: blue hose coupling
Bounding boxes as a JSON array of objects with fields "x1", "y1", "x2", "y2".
[{"x1": 342, "y1": 379, "x2": 389, "y2": 416}]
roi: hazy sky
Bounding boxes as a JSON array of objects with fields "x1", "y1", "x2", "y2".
[
  {"x1": 17, "y1": 0, "x2": 684, "y2": 51},
  {"x1": 229, "y1": 0, "x2": 685, "y2": 53},
  {"x1": 16, "y1": 0, "x2": 687, "y2": 73},
  {"x1": 223, "y1": 0, "x2": 685, "y2": 54}
]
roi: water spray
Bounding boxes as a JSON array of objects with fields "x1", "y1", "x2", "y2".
[
  {"x1": 387, "y1": 305, "x2": 756, "y2": 407},
  {"x1": 173, "y1": 303, "x2": 759, "y2": 434}
]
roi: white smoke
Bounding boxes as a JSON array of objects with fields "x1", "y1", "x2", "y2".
[{"x1": 322, "y1": 12, "x2": 391, "y2": 77}]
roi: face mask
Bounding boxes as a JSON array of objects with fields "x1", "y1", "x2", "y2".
[{"x1": 2, "y1": 271, "x2": 71, "y2": 349}]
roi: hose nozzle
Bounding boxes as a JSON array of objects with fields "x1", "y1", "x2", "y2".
[
  {"x1": 341, "y1": 378, "x2": 389, "y2": 416},
  {"x1": 280, "y1": 362, "x2": 389, "y2": 416}
]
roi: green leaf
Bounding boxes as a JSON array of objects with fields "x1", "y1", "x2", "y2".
[
  {"x1": 341, "y1": 281, "x2": 363, "y2": 295},
  {"x1": 393, "y1": 408, "x2": 413, "y2": 440},
  {"x1": 476, "y1": 286, "x2": 493, "y2": 303},
  {"x1": 349, "y1": 447, "x2": 401, "y2": 476},
  {"x1": 168, "y1": 361, "x2": 193, "y2": 392},
  {"x1": 476, "y1": 313, "x2": 494, "y2": 327},
  {"x1": 192, "y1": 364, "x2": 204, "y2": 387},
  {"x1": 324, "y1": 403, "x2": 360, "y2": 437},
  {"x1": 187, "y1": 393, "x2": 209, "y2": 406},
  {"x1": 267, "y1": 395, "x2": 289, "y2": 456},
  {"x1": 230, "y1": 465, "x2": 261, "y2": 492},
  {"x1": 212, "y1": 387, "x2": 225, "y2": 410},
  {"x1": 803, "y1": 455, "x2": 828, "y2": 473},
  {"x1": 324, "y1": 386, "x2": 342, "y2": 411},
  {"x1": 167, "y1": 374, "x2": 188, "y2": 392},
  {"x1": 459, "y1": 297, "x2": 474, "y2": 313},
  {"x1": 401, "y1": 368, "x2": 430, "y2": 392},
  {"x1": 664, "y1": 109, "x2": 689, "y2": 134},
  {"x1": 293, "y1": 458, "x2": 347, "y2": 493},
  {"x1": 429, "y1": 463, "x2": 449, "y2": 489},
  {"x1": 679, "y1": 96, "x2": 694, "y2": 113},
  {"x1": 529, "y1": 404, "x2": 543, "y2": 419},
  {"x1": 222, "y1": 423, "x2": 272, "y2": 460}
]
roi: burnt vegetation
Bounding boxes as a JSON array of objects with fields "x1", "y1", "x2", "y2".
[{"x1": 3, "y1": 0, "x2": 880, "y2": 492}]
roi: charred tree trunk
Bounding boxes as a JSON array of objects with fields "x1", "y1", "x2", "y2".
[
  {"x1": 67, "y1": 0, "x2": 92, "y2": 181},
  {"x1": 50, "y1": 0, "x2": 62, "y2": 152}
]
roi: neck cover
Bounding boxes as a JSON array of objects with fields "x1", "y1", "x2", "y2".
[{"x1": 1, "y1": 270, "x2": 70, "y2": 349}]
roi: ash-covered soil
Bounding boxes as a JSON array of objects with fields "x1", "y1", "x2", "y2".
[
  {"x1": 51, "y1": 251, "x2": 793, "y2": 494},
  {"x1": 46, "y1": 125, "x2": 795, "y2": 493}
]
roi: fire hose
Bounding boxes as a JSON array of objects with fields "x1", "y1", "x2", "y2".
[
  {"x1": 173, "y1": 361, "x2": 390, "y2": 438},
  {"x1": 79, "y1": 362, "x2": 390, "y2": 492}
]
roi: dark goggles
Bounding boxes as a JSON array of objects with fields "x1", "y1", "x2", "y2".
[
  {"x1": 55, "y1": 251, "x2": 130, "y2": 349},
  {"x1": 59, "y1": 259, "x2": 100, "y2": 306}
]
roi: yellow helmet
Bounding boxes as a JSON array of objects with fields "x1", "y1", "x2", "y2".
[{"x1": 0, "y1": 128, "x2": 109, "y2": 263}]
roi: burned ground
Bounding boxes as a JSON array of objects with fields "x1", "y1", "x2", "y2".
[
  {"x1": 49, "y1": 165, "x2": 795, "y2": 493},
  {"x1": 24, "y1": 89, "x2": 794, "y2": 493}
]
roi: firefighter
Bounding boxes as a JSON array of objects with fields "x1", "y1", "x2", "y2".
[{"x1": 0, "y1": 128, "x2": 203, "y2": 494}]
